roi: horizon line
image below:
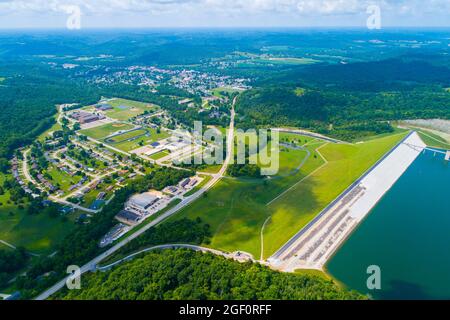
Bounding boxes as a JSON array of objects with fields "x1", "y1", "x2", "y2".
[{"x1": 0, "y1": 25, "x2": 449, "y2": 31}]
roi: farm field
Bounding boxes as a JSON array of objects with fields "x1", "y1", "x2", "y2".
[
  {"x1": 80, "y1": 122, "x2": 134, "y2": 140},
  {"x1": 211, "y1": 87, "x2": 242, "y2": 98},
  {"x1": 256, "y1": 57, "x2": 319, "y2": 65},
  {"x1": 171, "y1": 131, "x2": 407, "y2": 259}
]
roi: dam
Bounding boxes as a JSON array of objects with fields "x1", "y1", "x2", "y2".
[
  {"x1": 327, "y1": 143, "x2": 450, "y2": 299},
  {"x1": 269, "y1": 131, "x2": 427, "y2": 272}
]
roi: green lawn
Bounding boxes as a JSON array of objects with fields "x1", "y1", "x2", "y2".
[
  {"x1": 105, "y1": 98, "x2": 159, "y2": 121},
  {"x1": 184, "y1": 175, "x2": 212, "y2": 197},
  {"x1": 37, "y1": 116, "x2": 62, "y2": 142},
  {"x1": 417, "y1": 129, "x2": 450, "y2": 150},
  {"x1": 45, "y1": 166, "x2": 83, "y2": 193},
  {"x1": 279, "y1": 132, "x2": 317, "y2": 146},
  {"x1": 80, "y1": 122, "x2": 134, "y2": 140},
  {"x1": 170, "y1": 141, "x2": 323, "y2": 258},
  {"x1": 64, "y1": 148, "x2": 108, "y2": 171},
  {"x1": 171, "y1": 131, "x2": 407, "y2": 259},
  {"x1": 0, "y1": 173, "x2": 76, "y2": 254},
  {"x1": 196, "y1": 164, "x2": 222, "y2": 174},
  {"x1": 149, "y1": 150, "x2": 170, "y2": 160},
  {"x1": 80, "y1": 186, "x2": 112, "y2": 209}
]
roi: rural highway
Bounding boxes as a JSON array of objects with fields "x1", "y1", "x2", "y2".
[{"x1": 35, "y1": 97, "x2": 237, "y2": 300}]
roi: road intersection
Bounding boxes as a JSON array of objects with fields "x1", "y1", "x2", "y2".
[{"x1": 35, "y1": 98, "x2": 237, "y2": 300}]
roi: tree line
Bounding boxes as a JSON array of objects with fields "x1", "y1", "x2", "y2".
[{"x1": 58, "y1": 249, "x2": 365, "y2": 300}]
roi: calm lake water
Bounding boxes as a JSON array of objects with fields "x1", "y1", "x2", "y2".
[{"x1": 327, "y1": 150, "x2": 450, "y2": 300}]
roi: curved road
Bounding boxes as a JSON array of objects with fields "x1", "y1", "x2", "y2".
[
  {"x1": 35, "y1": 97, "x2": 237, "y2": 300},
  {"x1": 97, "y1": 244, "x2": 231, "y2": 271}
]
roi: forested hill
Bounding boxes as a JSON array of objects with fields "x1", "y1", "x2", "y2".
[
  {"x1": 0, "y1": 64, "x2": 101, "y2": 160},
  {"x1": 237, "y1": 57, "x2": 450, "y2": 140},
  {"x1": 58, "y1": 250, "x2": 365, "y2": 300}
]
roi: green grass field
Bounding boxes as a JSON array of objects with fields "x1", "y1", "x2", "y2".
[
  {"x1": 279, "y1": 132, "x2": 317, "y2": 146},
  {"x1": 170, "y1": 140, "x2": 323, "y2": 257},
  {"x1": 256, "y1": 57, "x2": 319, "y2": 65},
  {"x1": 80, "y1": 122, "x2": 134, "y2": 140},
  {"x1": 171, "y1": 131, "x2": 407, "y2": 259},
  {"x1": 108, "y1": 129, "x2": 148, "y2": 143},
  {"x1": 37, "y1": 116, "x2": 62, "y2": 142},
  {"x1": 45, "y1": 166, "x2": 83, "y2": 193},
  {"x1": 211, "y1": 87, "x2": 242, "y2": 98},
  {"x1": 105, "y1": 98, "x2": 159, "y2": 121},
  {"x1": 111, "y1": 128, "x2": 170, "y2": 152},
  {"x1": 417, "y1": 129, "x2": 450, "y2": 150},
  {"x1": 149, "y1": 150, "x2": 170, "y2": 160},
  {"x1": 0, "y1": 173, "x2": 76, "y2": 254}
]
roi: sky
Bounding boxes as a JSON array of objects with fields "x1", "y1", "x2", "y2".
[{"x1": 0, "y1": 0, "x2": 448, "y2": 29}]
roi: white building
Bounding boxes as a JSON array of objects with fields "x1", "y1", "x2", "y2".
[{"x1": 126, "y1": 192, "x2": 160, "y2": 216}]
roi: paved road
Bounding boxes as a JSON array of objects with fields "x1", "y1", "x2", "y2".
[
  {"x1": 97, "y1": 244, "x2": 231, "y2": 271},
  {"x1": 273, "y1": 128, "x2": 343, "y2": 144},
  {"x1": 0, "y1": 240, "x2": 17, "y2": 250},
  {"x1": 22, "y1": 149, "x2": 46, "y2": 193},
  {"x1": 35, "y1": 98, "x2": 237, "y2": 300}
]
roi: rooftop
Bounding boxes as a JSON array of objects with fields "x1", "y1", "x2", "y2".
[{"x1": 128, "y1": 192, "x2": 159, "y2": 209}]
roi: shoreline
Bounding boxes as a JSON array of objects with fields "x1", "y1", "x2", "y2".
[{"x1": 268, "y1": 131, "x2": 426, "y2": 272}]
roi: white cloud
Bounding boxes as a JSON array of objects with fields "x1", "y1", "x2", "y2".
[{"x1": 0, "y1": 0, "x2": 448, "y2": 27}]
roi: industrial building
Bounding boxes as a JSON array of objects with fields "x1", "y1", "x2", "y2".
[
  {"x1": 126, "y1": 192, "x2": 160, "y2": 215},
  {"x1": 70, "y1": 111, "x2": 104, "y2": 124},
  {"x1": 95, "y1": 103, "x2": 113, "y2": 111},
  {"x1": 116, "y1": 210, "x2": 141, "y2": 226}
]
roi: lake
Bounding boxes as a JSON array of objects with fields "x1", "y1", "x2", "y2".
[{"x1": 326, "y1": 150, "x2": 450, "y2": 300}]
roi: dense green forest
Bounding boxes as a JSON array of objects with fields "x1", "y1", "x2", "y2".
[
  {"x1": 58, "y1": 249, "x2": 364, "y2": 300},
  {"x1": 0, "y1": 64, "x2": 101, "y2": 163},
  {"x1": 236, "y1": 83, "x2": 450, "y2": 140},
  {"x1": 0, "y1": 248, "x2": 29, "y2": 288},
  {"x1": 227, "y1": 164, "x2": 262, "y2": 178},
  {"x1": 267, "y1": 57, "x2": 450, "y2": 90},
  {"x1": 237, "y1": 57, "x2": 450, "y2": 140}
]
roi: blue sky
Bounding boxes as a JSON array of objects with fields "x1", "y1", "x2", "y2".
[{"x1": 0, "y1": 0, "x2": 448, "y2": 29}]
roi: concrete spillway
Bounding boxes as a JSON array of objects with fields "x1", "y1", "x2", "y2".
[{"x1": 269, "y1": 132, "x2": 427, "y2": 272}]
